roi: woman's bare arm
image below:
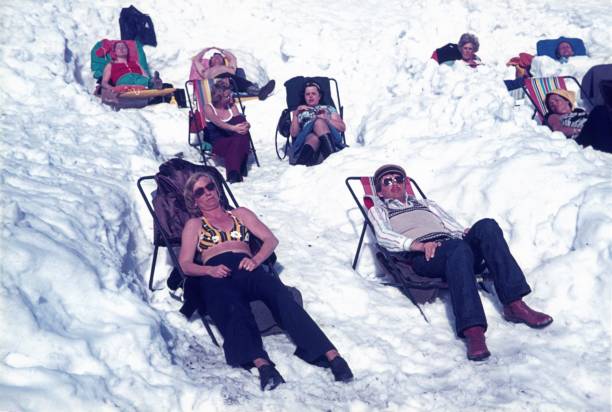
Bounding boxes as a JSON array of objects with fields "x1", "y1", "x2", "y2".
[
  {"x1": 101, "y1": 64, "x2": 113, "y2": 89},
  {"x1": 547, "y1": 114, "x2": 581, "y2": 138},
  {"x1": 233, "y1": 207, "x2": 278, "y2": 267}
]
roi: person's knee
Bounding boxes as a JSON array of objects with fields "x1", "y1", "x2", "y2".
[
  {"x1": 472, "y1": 218, "x2": 502, "y2": 236},
  {"x1": 447, "y1": 240, "x2": 474, "y2": 263},
  {"x1": 312, "y1": 118, "x2": 330, "y2": 132}
]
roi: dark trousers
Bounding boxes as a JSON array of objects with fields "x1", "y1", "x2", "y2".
[
  {"x1": 409, "y1": 218, "x2": 531, "y2": 336},
  {"x1": 209, "y1": 115, "x2": 250, "y2": 178},
  {"x1": 185, "y1": 252, "x2": 335, "y2": 367}
]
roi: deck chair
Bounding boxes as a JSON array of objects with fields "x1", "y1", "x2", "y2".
[
  {"x1": 185, "y1": 79, "x2": 260, "y2": 167},
  {"x1": 274, "y1": 76, "x2": 345, "y2": 160},
  {"x1": 581, "y1": 64, "x2": 612, "y2": 112},
  {"x1": 137, "y1": 158, "x2": 301, "y2": 345},
  {"x1": 90, "y1": 39, "x2": 175, "y2": 109},
  {"x1": 522, "y1": 76, "x2": 587, "y2": 123},
  {"x1": 345, "y1": 176, "x2": 490, "y2": 321},
  {"x1": 536, "y1": 37, "x2": 587, "y2": 60},
  {"x1": 345, "y1": 176, "x2": 448, "y2": 321}
]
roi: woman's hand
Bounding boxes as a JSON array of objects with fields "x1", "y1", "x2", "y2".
[
  {"x1": 239, "y1": 257, "x2": 259, "y2": 272},
  {"x1": 233, "y1": 123, "x2": 250, "y2": 134},
  {"x1": 206, "y1": 264, "x2": 231, "y2": 278},
  {"x1": 296, "y1": 105, "x2": 310, "y2": 114}
]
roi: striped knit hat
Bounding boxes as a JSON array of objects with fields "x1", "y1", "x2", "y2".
[{"x1": 374, "y1": 164, "x2": 406, "y2": 191}]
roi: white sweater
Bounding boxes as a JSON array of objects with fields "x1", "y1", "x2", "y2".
[{"x1": 367, "y1": 195, "x2": 465, "y2": 252}]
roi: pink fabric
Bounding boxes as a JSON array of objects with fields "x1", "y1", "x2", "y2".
[{"x1": 189, "y1": 58, "x2": 210, "y2": 81}]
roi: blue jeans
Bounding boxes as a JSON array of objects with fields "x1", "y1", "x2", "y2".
[
  {"x1": 184, "y1": 252, "x2": 335, "y2": 366},
  {"x1": 409, "y1": 219, "x2": 532, "y2": 336}
]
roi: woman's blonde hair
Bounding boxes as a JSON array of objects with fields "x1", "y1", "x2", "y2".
[{"x1": 183, "y1": 172, "x2": 220, "y2": 216}]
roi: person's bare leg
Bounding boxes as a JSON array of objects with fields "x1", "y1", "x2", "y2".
[
  {"x1": 304, "y1": 133, "x2": 321, "y2": 150},
  {"x1": 312, "y1": 118, "x2": 330, "y2": 136}
]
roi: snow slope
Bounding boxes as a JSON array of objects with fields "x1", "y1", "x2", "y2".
[{"x1": 1, "y1": 0, "x2": 611, "y2": 410}]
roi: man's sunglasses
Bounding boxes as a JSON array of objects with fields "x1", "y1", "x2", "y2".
[
  {"x1": 193, "y1": 182, "x2": 216, "y2": 199},
  {"x1": 382, "y1": 175, "x2": 405, "y2": 186}
]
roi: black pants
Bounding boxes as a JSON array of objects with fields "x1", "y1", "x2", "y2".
[
  {"x1": 409, "y1": 219, "x2": 531, "y2": 336},
  {"x1": 185, "y1": 252, "x2": 335, "y2": 366}
]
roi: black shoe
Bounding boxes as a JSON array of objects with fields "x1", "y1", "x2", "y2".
[
  {"x1": 296, "y1": 145, "x2": 314, "y2": 165},
  {"x1": 258, "y1": 80, "x2": 275, "y2": 101},
  {"x1": 258, "y1": 364, "x2": 285, "y2": 391},
  {"x1": 318, "y1": 133, "x2": 334, "y2": 160},
  {"x1": 329, "y1": 356, "x2": 353, "y2": 382},
  {"x1": 227, "y1": 171, "x2": 242, "y2": 183}
]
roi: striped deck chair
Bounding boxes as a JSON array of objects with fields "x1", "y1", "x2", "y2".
[
  {"x1": 185, "y1": 79, "x2": 260, "y2": 167},
  {"x1": 522, "y1": 76, "x2": 583, "y2": 123},
  {"x1": 345, "y1": 176, "x2": 448, "y2": 320}
]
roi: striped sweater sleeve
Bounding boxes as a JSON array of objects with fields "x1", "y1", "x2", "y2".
[{"x1": 367, "y1": 205, "x2": 413, "y2": 252}]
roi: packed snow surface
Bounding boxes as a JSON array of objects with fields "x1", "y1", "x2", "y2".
[{"x1": 1, "y1": 0, "x2": 611, "y2": 411}]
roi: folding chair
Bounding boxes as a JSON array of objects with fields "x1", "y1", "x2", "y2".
[
  {"x1": 137, "y1": 158, "x2": 297, "y2": 346},
  {"x1": 522, "y1": 76, "x2": 587, "y2": 123},
  {"x1": 346, "y1": 175, "x2": 490, "y2": 322},
  {"x1": 345, "y1": 176, "x2": 449, "y2": 321},
  {"x1": 536, "y1": 37, "x2": 587, "y2": 59},
  {"x1": 185, "y1": 79, "x2": 260, "y2": 167},
  {"x1": 274, "y1": 76, "x2": 345, "y2": 160}
]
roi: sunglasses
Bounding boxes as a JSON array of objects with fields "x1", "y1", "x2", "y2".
[
  {"x1": 193, "y1": 182, "x2": 216, "y2": 199},
  {"x1": 382, "y1": 175, "x2": 405, "y2": 186}
]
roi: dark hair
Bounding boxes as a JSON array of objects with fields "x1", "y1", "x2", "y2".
[
  {"x1": 301, "y1": 80, "x2": 324, "y2": 105},
  {"x1": 555, "y1": 41, "x2": 574, "y2": 59}
]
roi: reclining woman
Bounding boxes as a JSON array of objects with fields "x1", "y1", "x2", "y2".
[
  {"x1": 101, "y1": 41, "x2": 162, "y2": 91},
  {"x1": 204, "y1": 85, "x2": 252, "y2": 183},
  {"x1": 179, "y1": 172, "x2": 354, "y2": 390},
  {"x1": 289, "y1": 80, "x2": 346, "y2": 165},
  {"x1": 192, "y1": 47, "x2": 275, "y2": 100},
  {"x1": 545, "y1": 89, "x2": 588, "y2": 139}
]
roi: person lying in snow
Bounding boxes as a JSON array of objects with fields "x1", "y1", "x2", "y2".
[
  {"x1": 178, "y1": 172, "x2": 353, "y2": 390},
  {"x1": 457, "y1": 33, "x2": 482, "y2": 68},
  {"x1": 289, "y1": 80, "x2": 346, "y2": 165},
  {"x1": 100, "y1": 41, "x2": 162, "y2": 91},
  {"x1": 368, "y1": 164, "x2": 553, "y2": 362},
  {"x1": 555, "y1": 40, "x2": 575, "y2": 63},
  {"x1": 191, "y1": 47, "x2": 275, "y2": 100},
  {"x1": 544, "y1": 89, "x2": 588, "y2": 139}
]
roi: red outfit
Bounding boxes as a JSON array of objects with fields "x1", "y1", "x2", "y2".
[{"x1": 110, "y1": 61, "x2": 144, "y2": 84}]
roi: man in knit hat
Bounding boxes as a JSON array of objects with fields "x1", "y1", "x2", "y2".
[{"x1": 369, "y1": 164, "x2": 553, "y2": 361}]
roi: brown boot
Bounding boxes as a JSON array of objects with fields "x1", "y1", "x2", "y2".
[
  {"x1": 463, "y1": 326, "x2": 490, "y2": 361},
  {"x1": 503, "y1": 299, "x2": 553, "y2": 328}
]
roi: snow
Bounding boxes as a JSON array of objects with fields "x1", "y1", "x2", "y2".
[{"x1": 1, "y1": 0, "x2": 611, "y2": 410}]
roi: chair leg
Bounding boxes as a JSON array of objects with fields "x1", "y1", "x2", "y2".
[
  {"x1": 200, "y1": 315, "x2": 220, "y2": 347},
  {"x1": 249, "y1": 136, "x2": 261, "y2": 167},
  {"x1": 149, "y1": 245, "x2": 159, "y2": 291},
  {"x1": 352, "y1": 223, "x2": 368, "y2": 269}
]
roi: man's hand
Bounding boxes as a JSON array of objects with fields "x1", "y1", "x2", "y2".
[{"x1": 410, "y1": 241, "x2": 442, "y2": 261}]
